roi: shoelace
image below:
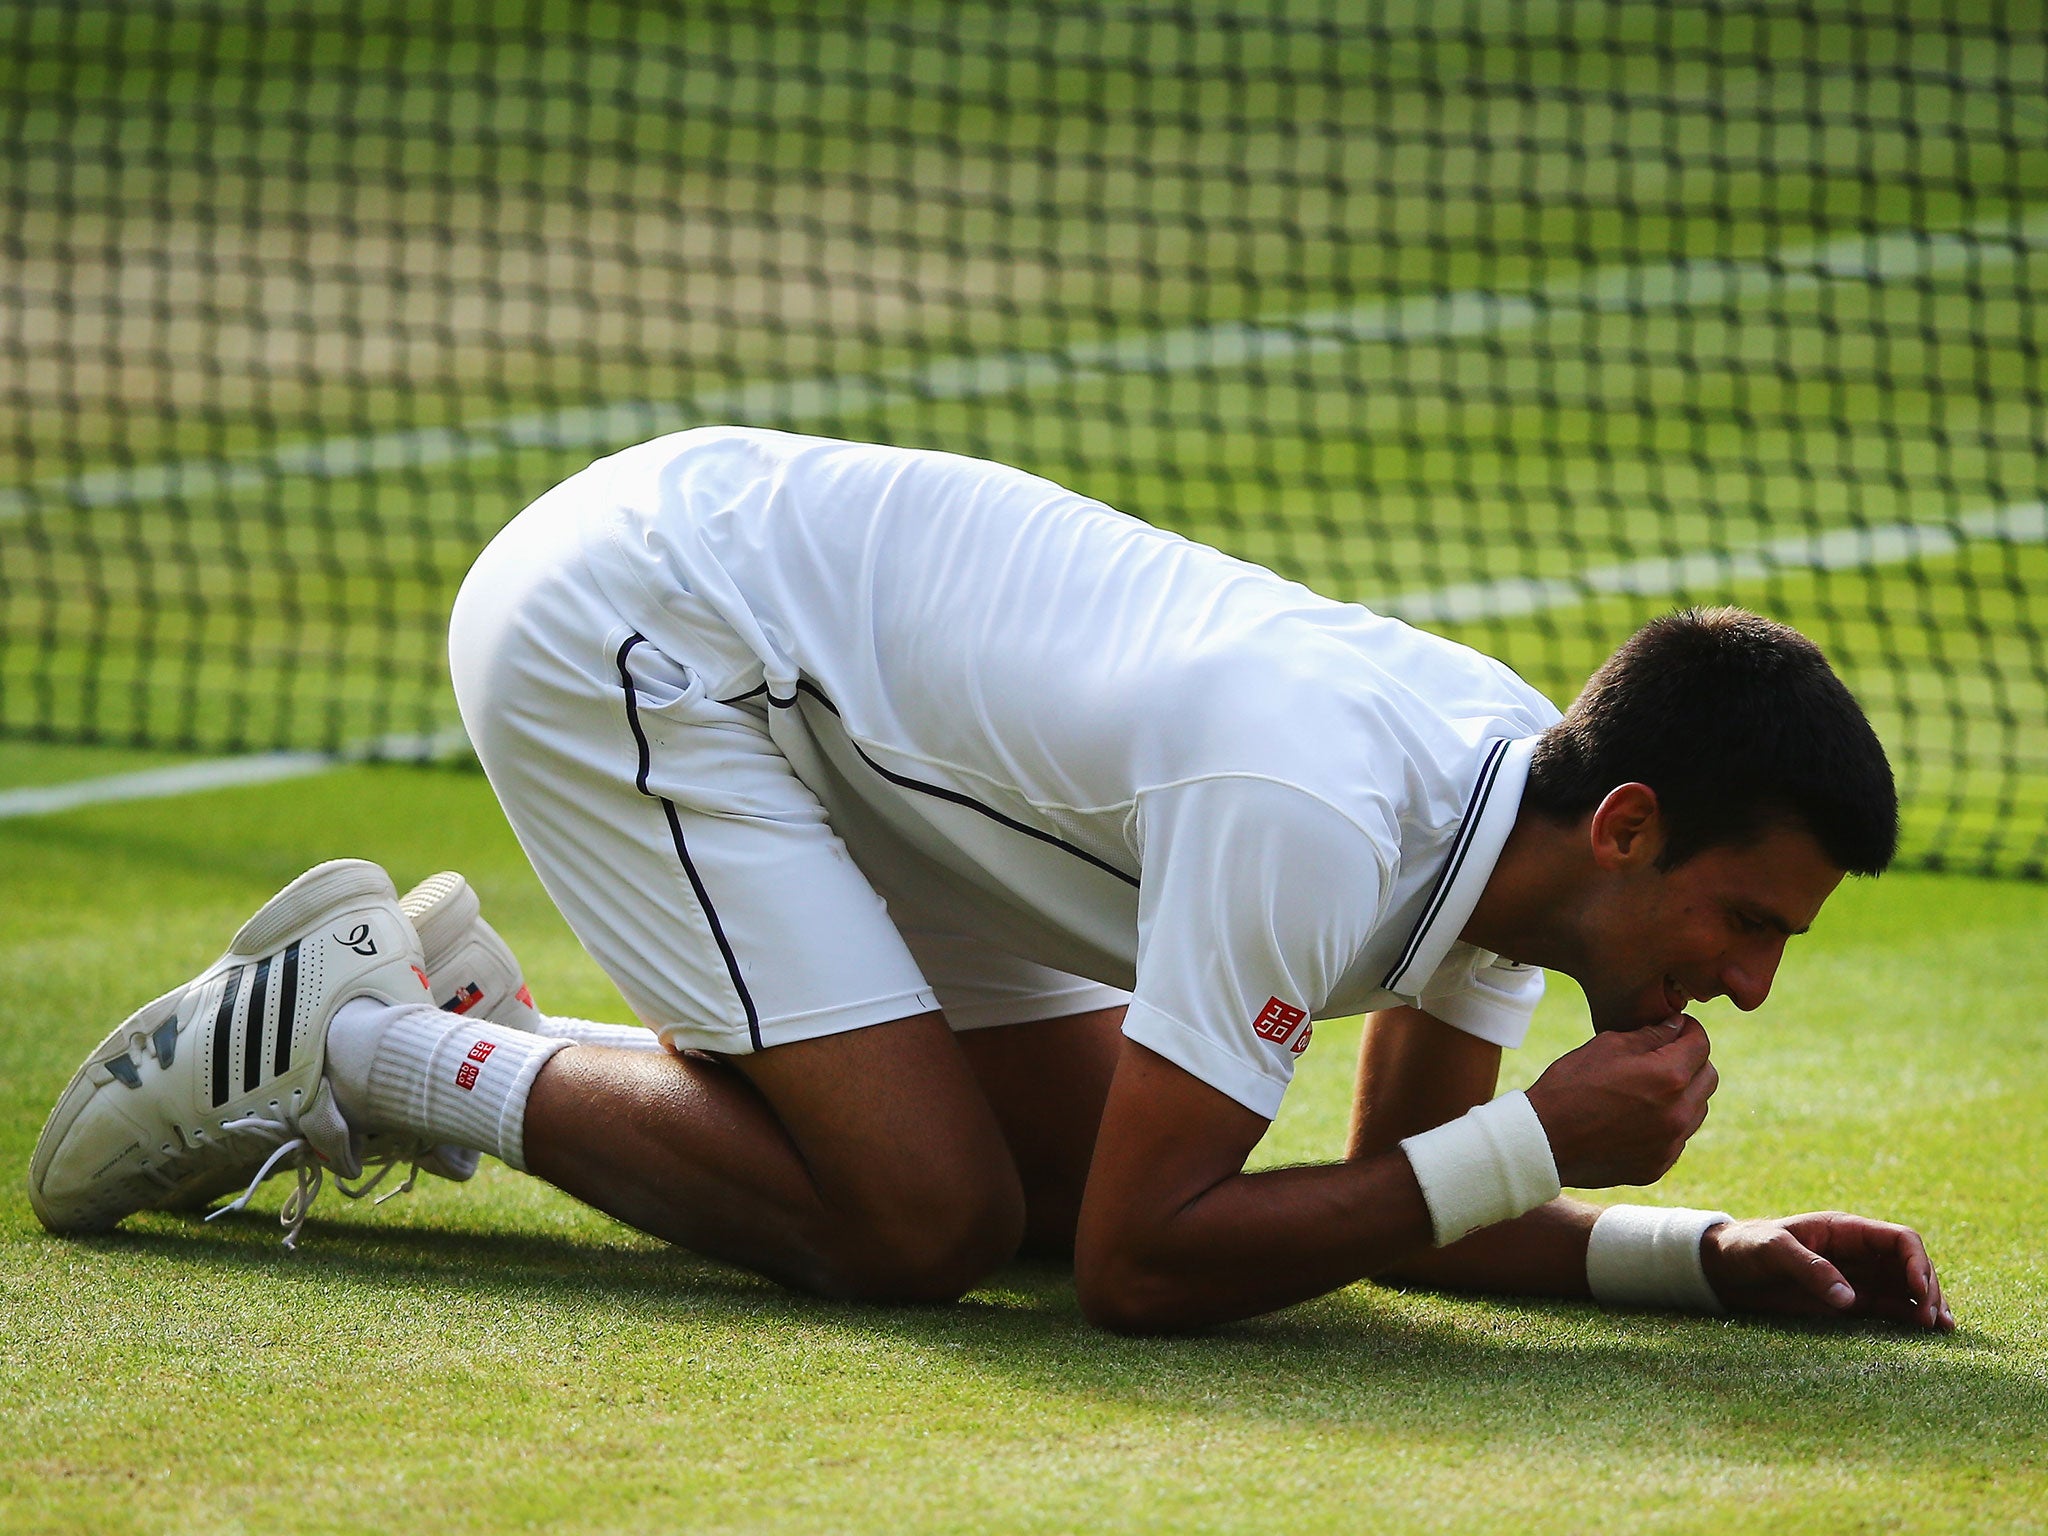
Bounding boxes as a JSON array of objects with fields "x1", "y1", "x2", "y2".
[{"x1": 205, "y1": 1113, "x2": 424, "y2": 1249}]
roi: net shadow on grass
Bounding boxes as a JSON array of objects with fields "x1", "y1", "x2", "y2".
[{"x1": 66, "y1": 1213, "x2": 2043, "y2": 1472}]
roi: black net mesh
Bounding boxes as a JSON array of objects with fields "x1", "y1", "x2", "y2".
[{"x1": 4, "y1": 2, "x2": 2044, "y2": 876}]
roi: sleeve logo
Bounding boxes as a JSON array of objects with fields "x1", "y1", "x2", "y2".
[{"x1": 1252, "y1": 996, "x2": 1308, "y2": 1043}]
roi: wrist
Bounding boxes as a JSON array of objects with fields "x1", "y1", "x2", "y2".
[
  {"x1": 1399, "y1": 1090, "x2": 1562, "y2": 1247},
  {"x1": 1519, "y1": 1083, "x2": 1583, "y2": 1185},
  {"x1": 1585, "y1": 1204, "x2": 1732, "y2": 1312},
  {"x1": 1696, "y1": 1218, "x2": 1734, "y2": 1292}
]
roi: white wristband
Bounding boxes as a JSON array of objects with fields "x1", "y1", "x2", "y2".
[
  {"x1": 1585, "y1": 1205, "x2": 1733, "y2": 1313},
  {"x1": 1399, "y1": 1090, "x2": 1562, "y2": 1247}
]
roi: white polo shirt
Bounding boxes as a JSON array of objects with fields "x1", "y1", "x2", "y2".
[{"x1": 576, "y1": 427, "x2": 1561, "y2": 1118}]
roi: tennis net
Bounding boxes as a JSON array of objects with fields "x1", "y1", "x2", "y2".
[{"x1": 4, "y1": 2, "x2": 2044, "y2": 875}]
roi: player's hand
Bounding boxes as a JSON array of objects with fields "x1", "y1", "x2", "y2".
[
  {"x1": 1524, "y1": 1015, "x2": 1717, "y2": 1187},
  {"x1": 1699, "y1": 1212, "x2": 1954, "y2": 1331}
]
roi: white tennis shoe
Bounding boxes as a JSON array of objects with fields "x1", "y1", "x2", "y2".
[
  {"x1": 402, "y1": 870, "x2": 542, "y2": 1035},
  {"x1": 355, "y1": 870, "x2": 546, "y2": 1185},
  {"x1": 28, "y1": 859, "x2": 433, "y2": 1244}
]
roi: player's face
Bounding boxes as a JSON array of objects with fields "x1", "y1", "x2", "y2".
[{"x1": 1582, "y1": 822, "x2": 1846, "y2": 1032}]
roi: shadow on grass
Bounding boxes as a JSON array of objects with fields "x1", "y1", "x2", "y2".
[{"x1": 46, "y1": 1208, "x2": 2040, "y2": 1469}]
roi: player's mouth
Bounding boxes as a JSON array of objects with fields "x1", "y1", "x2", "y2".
[{"x1": 1606, "y1": 979, "x2": 1690, "y2": 1031}]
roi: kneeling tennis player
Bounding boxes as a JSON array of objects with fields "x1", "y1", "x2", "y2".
[{"x1": 31, "y1": 427, "x2": 1951, "y2": 1334}]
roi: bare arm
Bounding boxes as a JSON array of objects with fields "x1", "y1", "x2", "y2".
[
  {"x1": 1072, "y1": 1007, "x2": 1713, "y2": 1332},
  {"x1": 1072, "y1": 1038, "x2": 1437, "y2": 1332},
  {"x1": 1351, "y1": 1008, "x2": 1952, "y2": 1327},
  {"x1": 1349, "y1": 1005, "x2": 1598, "y2": 1298}
]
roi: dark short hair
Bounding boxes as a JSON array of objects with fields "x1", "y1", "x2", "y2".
[{"x1": 1524, "y1": 607, "x2": 1898, "y2": 874}]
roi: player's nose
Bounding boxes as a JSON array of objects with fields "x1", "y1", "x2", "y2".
[{"x1": 1720, "y1": 941, "x2": 1782, "y2": 1012}]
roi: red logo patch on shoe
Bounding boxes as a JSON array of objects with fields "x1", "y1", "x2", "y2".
[
  {"x1": 411, "y1": 965, "x2": 431, "y2": 991},
  {"x1": 1252, "y1": 996, "x2": 1307, "y2": 1043},
  {"x1": 515, "y1": 984, "x2": 535, "y2": 1009},
  {"x1": 443, "y1": 982, "x2": 485, "y2": 1016},
  {"x1": 454, "y1": 1061, "x2": 480, "y2": 1091}
]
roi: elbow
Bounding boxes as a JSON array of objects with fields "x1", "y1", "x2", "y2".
[
  {"x1": 1077, "y1": 1272, "x2": 1182, "y2": 1336},
  {"x1": 1074, "y1": 1248, "x2": 1200, "y2": 1336}
]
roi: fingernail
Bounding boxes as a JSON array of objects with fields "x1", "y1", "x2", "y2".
[{"x1": 1827, "y1": 1283, "x2": 1854, "y2": 1307}]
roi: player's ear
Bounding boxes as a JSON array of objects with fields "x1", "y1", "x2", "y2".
[{"x1": 1588, "y1": 782, "x2": 1664, "y2": 872}]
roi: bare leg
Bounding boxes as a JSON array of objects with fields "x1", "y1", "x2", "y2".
[
  {"x1": 956, "y1": 1006, "x2": 1125, "y2": 1259},
  {"x1": 521, "y1": 1012, "x2": 1026, "y2": 1302}
]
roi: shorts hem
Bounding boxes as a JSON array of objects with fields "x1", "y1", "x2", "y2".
[
  {"x1": 945, "y1": 983, "x2": 1133, "y2": 1031},
  {"x1": 655, "y1": 986, "x2": 943, "y2": 1055}
]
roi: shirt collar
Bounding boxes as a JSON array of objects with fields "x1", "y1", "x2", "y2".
[{"x1": 1381, "y1": 733, "x2": 1539, "y2": 997}]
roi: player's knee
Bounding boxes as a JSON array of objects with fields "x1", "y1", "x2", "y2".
[{"x1": 828, "y1": 1171, "x2": 1027, "y2": 1303}]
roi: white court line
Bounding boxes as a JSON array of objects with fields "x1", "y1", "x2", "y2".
[
  {"x1": 0, "y1": 730, "x2": 469, "y2": 821},
  {"x1": 1382, "y1": 499, "x2": 2048, "y2": 625},
  {"x1": 4, "y1": 500, "x2": 2042, "y2": 820},
  {"x1": 2, "y1": 212, "x2": 2041, "y2": 519}
]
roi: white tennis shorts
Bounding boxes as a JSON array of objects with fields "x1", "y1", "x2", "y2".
[{"x1": 448, "y1": 476, "x2": 1129, "y2": 1055}]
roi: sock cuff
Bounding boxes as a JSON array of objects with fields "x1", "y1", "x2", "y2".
[
  {"x1": 533, "y1": 1014, "x2": 666, "y2": 1052},
  {"x1": 341, "y1": 1003, "x2": 570, "y2": 1171},
  {"x1": 495, "y1": 1034, "x2": 571, "y2": 1172}
]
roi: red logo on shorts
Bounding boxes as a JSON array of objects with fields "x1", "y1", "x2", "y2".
[
  {"x1": 1252, "y1": 996, "x2": 1307, "y2": 1043},
  {"x1": 1290, "y1": 1022, "x2": 1314, "y2": 1056}
]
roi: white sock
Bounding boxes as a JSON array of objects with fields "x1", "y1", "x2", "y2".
[
  {"x1": 327, "y1": 998, "x2": 571, "y2": 1172},
  {"x1": 532, "y1": 1014, "x2": 666, "y2": 1052}
]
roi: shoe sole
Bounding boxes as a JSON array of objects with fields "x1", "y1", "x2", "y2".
[{"x1": 27, "y1": 858, "x2": 399, "y2": 1234}]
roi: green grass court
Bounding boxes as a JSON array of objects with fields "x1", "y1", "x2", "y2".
[
  {"x1": 5, "y1": 3, "x2": 2048, "y2": 1529},
  {"x1": 1, "y1": 756, "x2": 2044, "y2": 1533}
]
